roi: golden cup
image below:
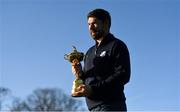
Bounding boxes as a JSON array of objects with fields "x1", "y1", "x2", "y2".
[{"x1": 64, "y1": 46, "x2": 84, "y2": 97}]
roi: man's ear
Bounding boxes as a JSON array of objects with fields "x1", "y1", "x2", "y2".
[{"x1": 103, "y1": 20, "x2": 110, "y2": 32}]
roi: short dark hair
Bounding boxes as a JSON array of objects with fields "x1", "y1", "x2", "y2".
[{"x1": 87, "y1": 8, "x2": 111, "y2": 29}]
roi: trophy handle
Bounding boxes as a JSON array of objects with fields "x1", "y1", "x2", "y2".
[
  {"x1": 72, "y1": 46, "x2": 77, "y2": 52},
  {"x1": 64, "y1": 54, "x2": 68, "y2": 60}
]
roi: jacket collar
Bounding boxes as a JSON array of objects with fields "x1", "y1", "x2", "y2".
[{"x1": 95, "y1": 33, "x2": 114, "y2": 47}]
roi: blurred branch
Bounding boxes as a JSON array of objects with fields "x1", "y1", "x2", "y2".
[
  {"x1": 0, "y1": 87, "x2": 11, "y2": 110},
  {"x1": 10, "y1": 88, "x2": 84, "y2": 111}
]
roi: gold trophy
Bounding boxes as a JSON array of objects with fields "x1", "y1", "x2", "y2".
[{"x1": 64, "y1": 46, "x2": 84, "y2": 97}]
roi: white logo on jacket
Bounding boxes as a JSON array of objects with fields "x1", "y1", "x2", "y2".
[{"x1": 100, "y1": 51, "x2": 106, "y2": 57}]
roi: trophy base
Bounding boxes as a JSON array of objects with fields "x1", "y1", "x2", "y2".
[{"x1": 71, "y1": 79, "x2": 83, "y2": 97}]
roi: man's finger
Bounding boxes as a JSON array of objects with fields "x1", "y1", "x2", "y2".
[
  {"x1": 77, "y1": 85, "x2": 85, "y2": 92},
  {"x1": 72, "y1": 59, "x2": 79, "y2": 65},
  {"x1": 72, "y1": 91, "x2": 84, "y2": 96}
]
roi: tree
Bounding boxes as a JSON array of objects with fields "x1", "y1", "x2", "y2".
[
  {"x1": 0, "y1": 87, "x2": 11, "y2": 110},
  {"x1": 10, "y1": 88, "x2": 84, "y2": 111}
]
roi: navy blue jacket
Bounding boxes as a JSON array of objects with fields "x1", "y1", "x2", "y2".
[{"x1": 81, "y1": 33, "x2": 131, "y2": 110}]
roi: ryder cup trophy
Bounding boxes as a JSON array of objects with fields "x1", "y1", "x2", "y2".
[{"x1": 64, "y1": 46, "x2": 84, "y2": 97}]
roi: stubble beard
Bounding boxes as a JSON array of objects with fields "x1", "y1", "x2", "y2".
[{"x1": 90, "y1": 30, "x2": 104, "y2": 40}]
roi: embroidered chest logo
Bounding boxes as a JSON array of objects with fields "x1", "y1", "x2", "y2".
[{"x1": 100, "y1": 51, "x2": 106, "y2": 57}]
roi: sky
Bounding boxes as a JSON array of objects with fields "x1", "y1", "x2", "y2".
[{"x1": 0, "y1": 0, "x2": 179, "y2": 111}]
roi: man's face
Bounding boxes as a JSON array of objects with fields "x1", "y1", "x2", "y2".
[{"x1": 88, "y1": 17, "x2": 106, "y2": 40}]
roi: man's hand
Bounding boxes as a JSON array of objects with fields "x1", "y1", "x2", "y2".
[
  {"x1": 71, "y1": 59, "x2": 82, "y2": 78},
  {"x1": 72, "y1": 84, "x2": 92, "y2": 97}
]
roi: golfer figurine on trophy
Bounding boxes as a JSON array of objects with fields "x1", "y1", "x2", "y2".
[{"x1": 64, "y1": 46, "x2": 84, "y2": 97}]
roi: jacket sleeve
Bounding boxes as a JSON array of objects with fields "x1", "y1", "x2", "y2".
[{"x1": 90, "y1": 41, "x2": 131, "y2": 96}]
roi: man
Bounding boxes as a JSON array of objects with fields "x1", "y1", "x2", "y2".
[{"x1": 72, "y1": 8, "x2": 131, "y2": 111}]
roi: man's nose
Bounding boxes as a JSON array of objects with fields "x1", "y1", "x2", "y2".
[{"x1": 89, "y1": 24, "x2": 94, "y2": 30}]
